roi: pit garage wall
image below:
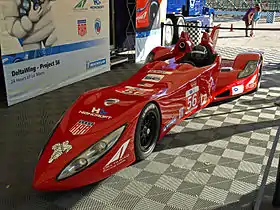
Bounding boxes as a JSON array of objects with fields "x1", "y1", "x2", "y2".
[
  {"x1": 0, "y1": 0, "x2": 110, "y2": 106},
  {"x1": 135, "y1": 0, "x2": 167, "y2": 63}
]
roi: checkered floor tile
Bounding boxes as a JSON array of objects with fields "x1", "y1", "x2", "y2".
[{"x1": 1, "y1": 56, "x2": 280, "y2": 210}]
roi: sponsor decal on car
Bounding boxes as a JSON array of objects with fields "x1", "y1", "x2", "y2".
[
  {"x1": 77, "y1": 19, "x2": 87, "y2": 36},
  {"x1": 179, "y1": 107, "x2": 185, "y2": 119},
  {"x1": 103, "y1": 139, "x2": 130, "y2": 172},
  {"x1": 142, "y1": 74, "x2": 164, "y2": 83},
  {"x1": 137, "y1": 82, "x2": 154, "y2": 88},
  {"x1": 48, "y1": 140, "x2": 72, "y2": 164},
  {"x1": 69, "y1": 120, "x2": 94, "y2": 135},
  {"x1": 79, "y1": 107, "x2": 112, "y2": 119},
  {"x1": 246, "y1": 75, "x2": 257, "y2": 89},
  {"x1": 186, "y1": 86, "x2": 200, "y2": 114},
  {"x1": 232, "y1": 85, "x2": 244, "y2": 95},
  {"x1": 104, "y1": 98, "x2": 120, "y2": 106},
  {"x1": 163, "y1": 117, "x2": 177, "y2": 131},
  {"x1": 201, "y1": 94, "x2": 208, "y2": 106},
  {"x1": 148, "y1": 70, "x2": 173, "y2": 75},
  {"x1": 116, "y1": 86, "x2": 153, "y2": 96}
]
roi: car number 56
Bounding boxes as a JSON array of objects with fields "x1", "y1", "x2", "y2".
[{"x1": 187, "y1": 92, "x2": 198, "y2": 110}]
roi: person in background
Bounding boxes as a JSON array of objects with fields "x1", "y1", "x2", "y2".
[
  {"x1": 250, "y1": 4, "x2": 262, "y2": 37},
  {"x1": 242, "y1": 4, "x2": 261, "y2": 37}
]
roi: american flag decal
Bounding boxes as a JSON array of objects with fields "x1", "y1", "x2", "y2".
[
  {"x1": 77, "y1": 19, "x2": 87, "y2": 36},
  {"x1": 69, "y1": 120, "x2": 94, "y2": 135}
]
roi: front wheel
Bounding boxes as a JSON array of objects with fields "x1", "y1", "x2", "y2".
[{"x1": 134, "y1": 103, "x2": 161, "y2": 161}]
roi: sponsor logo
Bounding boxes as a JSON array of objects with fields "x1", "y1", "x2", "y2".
[
  {"x1": 104, "y1": 98, "x2": 120, "y2": 106},
  {"x1": 138, "y1": 82, "x2": 154, "y2": 87},
  {"x1": 186, "y1": 86, "x2": 199, "y2": 97},
  {"x1": 148, "y1": 70, "x2": 173, "y2": 75},
  {"x1": 103, "y1": 139, "x2": 130, "y2": 172},
  {"x1": 90, "y1": 0, "x2": 104, "y2": 9},
  {"x1": 94, "y1": 18, "x2": 101, "y2": 34},
  {"x1": 116, "y1": 86, "x2": 153, "y2": 96},
  {"x1": 79, "y1": 107, "x2": 112, "y2": 119},
  {"x1": 86, "y1": 58, "x2": 106, "y2": 70},
  {"x1": 77, "y1": 19, "x2": 87, "y2": 36},
  {"x1": 74, "y1": 0, "x2": 87, "y2": 9},
  {"x1": 246, "y1": 75, "x2": 257, "y2": 89},
  {"x1": 201, "y1": 94, "x2": 208, "y2": 106},
  {"x1": 179, "y1": 107, "x2": 185, "y2": 119},
  {"x1": 163, "y1": 117, "x2": 177, "y2": 131},
  {"x1": 142, "y1": 74, "x2": 164, "y2": 83},
  {"x1": 190, "y1": 0, "x2": 195, "y2": 8},
  {"x1": 69, "y1": 120, "x2": 94, "y2": 135},
  {"x1": 232, "y1": 85, "x2": 244, "y2": 95},
  {"x1": 48, "y1": 140, "x2": 72, "y2": 164},
  {"x1": 74, "y1": 0, "x2": 104, "y2": 10},
  {"x1": 136, "y1": 11, "x2": 147, "y2": 21}
]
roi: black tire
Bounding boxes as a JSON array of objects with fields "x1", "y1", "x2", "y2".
[
  {"x1": 252, "y1": 60, "x2": 263, "y2": 93},
  {"x1": 149, "y1": 1, "x2": 160, "y2": 29},
  {"x1": 164, "y1": 18, "x2": 174, "y2": 46},
  {"x1": 174, "y1": 16, "x2": 185, "y2": 43},
  {"x1": 134, "y1": 103, "x2": 161, "y2": 161}
]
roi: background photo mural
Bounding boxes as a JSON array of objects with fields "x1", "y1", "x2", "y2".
[{"x1": 0, "y1": 0, "x2": 110, "y2": 106}]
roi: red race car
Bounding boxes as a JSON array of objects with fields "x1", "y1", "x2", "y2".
[
  {"x1": 33, "y1": 28, "x2": 263, "y2": 191},
  {"x1": 136, "y1": 0, "x2": 162, "y2": 32}
]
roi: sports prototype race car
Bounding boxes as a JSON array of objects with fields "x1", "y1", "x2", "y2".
[{"x1": 33, "y1": 27, "x2": 263, "y2": 191}]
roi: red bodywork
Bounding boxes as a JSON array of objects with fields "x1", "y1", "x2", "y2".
[{"x1": 33, "y1": 28, "x2": 263, "y2": 191}]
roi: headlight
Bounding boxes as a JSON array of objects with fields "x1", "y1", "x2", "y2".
[
  {"x1": 57, "y1": 124, "x2": 126, "y2": 180},
  {"x1": 238, "y1": 60, "x2": 258, "y2": 79}
]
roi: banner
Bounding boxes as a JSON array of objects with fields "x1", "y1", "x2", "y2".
[
  {"x1": 0, "y1": 0, "x2": 110, "y2": 106},
  {"x1": 135, "y1": 0, "x2": 167, "y2": 63}
]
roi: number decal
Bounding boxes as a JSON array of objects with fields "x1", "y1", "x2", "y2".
[{"x1": 185, "y1": 86, "x2": 199, "y2": 113}]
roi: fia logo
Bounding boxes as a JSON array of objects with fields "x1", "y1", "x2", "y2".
[
  {"x1": 91, "y1": 107, "x2": 107, "y2": 115},
  {"x1": 105, "y1": 139, "x2": 130, "y2": 166}
]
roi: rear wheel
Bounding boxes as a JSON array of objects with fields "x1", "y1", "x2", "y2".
[{"x1": 134, "y1": 103, "x2": 161, "y2": 161}]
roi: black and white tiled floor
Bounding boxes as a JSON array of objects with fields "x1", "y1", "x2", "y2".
[{"x1": 1, "y1": 52, "x2": 280, "y2": 209}]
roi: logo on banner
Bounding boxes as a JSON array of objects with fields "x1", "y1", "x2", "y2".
[
  {"x1": 69, "y1": 120, "x2": 94, "y2": 135},
  {"x1": 190, "y1": 0, "x2": 195, "y2": 8},
  {"x1": 94, "y1": 18, "x2": 101, "y2": 34},
  {"x1": 77, "y1": 19, "x2": 87, "y2": 36},
  {"x1": 90, "y1": 0, "x2": 104, "y2": 9},
  {"x1": 74, "y1": 0, "x2": 87, "y2": 9},
  {"x1": 86, "y1": 58, "x2": 106, "y2": 70}
]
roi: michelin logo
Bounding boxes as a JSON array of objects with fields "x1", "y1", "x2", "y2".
[{"x1": 86, "y1": 58, "x2": 106, "y2": 70}]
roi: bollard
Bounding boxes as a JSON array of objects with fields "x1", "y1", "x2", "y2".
[{"x1": 230, "y1": 24, "x2": 233, "y2": 32}]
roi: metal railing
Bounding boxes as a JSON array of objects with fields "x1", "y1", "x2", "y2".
[{"x1": 206, "y1": 0, "x2": 280, "y2": 12}]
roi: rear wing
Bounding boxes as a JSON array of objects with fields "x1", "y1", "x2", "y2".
[{"x1": 210, "y1": 24, "x2": 221, "y2": 49}]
